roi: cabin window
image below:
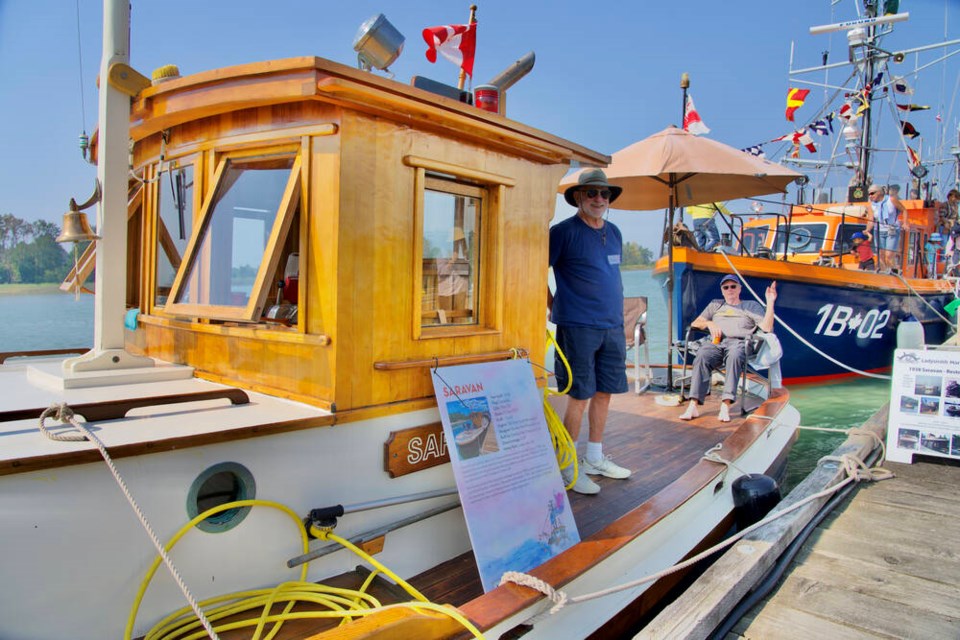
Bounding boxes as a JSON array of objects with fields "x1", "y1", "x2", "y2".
[
  {"x1": 155, "y1": 162, "x2": 196, "y2": 307},
  {"x1": 773, "y1": 223, "x2": 827, "y2": 254},
  {"x1": 164, "y1": 151, "x2": 301, "y2": 322},
  {"x1": 834, "y1": 223, "x2": 867, "y2": 253},
  {"x1": 406, "y1": 156, "x2": 512, "y2": 339},
  {"x1": 421, "y1": 177, "x2": 482, "y2": 328},
  {"x1": 907, "y1": 230, "x2": 920, "y2": 266}
]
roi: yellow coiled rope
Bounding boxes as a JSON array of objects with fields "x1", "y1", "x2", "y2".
[
  {"x1": 544, "y1": 330, "x2": 579, "y2": 490},
  {"x1": 127, "y1": 499, "x2": 483, "y2": 640}
]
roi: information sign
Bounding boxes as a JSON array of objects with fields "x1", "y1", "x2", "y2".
[
  {"x1": 431, "y1": 359, "x2": 579, "y2": 591},
  {"x1": 886, "y1": 348, "x2": 960, "y2": 463}
]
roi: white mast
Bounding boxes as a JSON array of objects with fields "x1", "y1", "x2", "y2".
[{"x1": 63, "y1": 0, "x2": 153, "y2": 374}]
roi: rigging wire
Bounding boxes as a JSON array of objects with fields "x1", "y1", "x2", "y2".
[
  {"x1": 76, "y1": 0, "x2": 90, "y2": 160},
  {"x1": 74, "y1": 0, "x2": 88, "y2": 146}
]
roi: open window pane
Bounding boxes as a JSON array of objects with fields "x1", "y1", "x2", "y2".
[
  {"x1": 175, "y1": 156, "x2": 294, "y2": 310},
  {"x1": 155, "y1": 164, "x2": 195, "y2": 307},
  {"x1": 421, "y1": 187, "x2": 480, "y2": 326}
]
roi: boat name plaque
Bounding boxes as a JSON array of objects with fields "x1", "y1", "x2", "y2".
[{"x1": 384, "y1": 422, "x2": 449, "y2": 478}]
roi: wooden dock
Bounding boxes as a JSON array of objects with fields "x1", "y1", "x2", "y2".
[
  {"x1": 731, "y1": 457, "x2": 960, "y2": 639},
  {"x1": 638, "y1": 405, "x2": 960, "y2": 639}
]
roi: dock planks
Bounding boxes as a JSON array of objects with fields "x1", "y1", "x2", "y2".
[{"x1": 731, "y1": 459, "x2": 960, "y2": 639}]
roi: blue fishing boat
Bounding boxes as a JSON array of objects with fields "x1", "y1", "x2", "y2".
[{"x1": 652, "y1": 3, "x2": 958, "y2": 384}]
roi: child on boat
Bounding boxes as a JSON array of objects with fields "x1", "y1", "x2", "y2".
[
  {"x1": 924, "y1": 233, "x2": 943, "y2": 278},
  {"x1": 850, "y1": 231, "x2": 875, "y2": 271}
]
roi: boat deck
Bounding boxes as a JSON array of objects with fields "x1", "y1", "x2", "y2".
[
  {"x1": 732, "y1": 458, "x2": 960, "y2": 639},
  {"x1": 414, "y1": 390, "x2": 742, "y2": 603},
  {"x1": 206, "y1": 388, "x2": 758, "y2": 640}
]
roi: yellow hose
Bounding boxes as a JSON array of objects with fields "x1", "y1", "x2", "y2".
[
  {"x1": 545, "y1": 329, "x2": 579, "y2": 490},
  {"x1": 128, "y1": 499, "x2": 484, "y2": 640}
]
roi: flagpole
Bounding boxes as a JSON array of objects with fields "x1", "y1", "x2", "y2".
[
  {"x1": 680, "y1": 72, "x2": 689, "y2": 128},
  {"x1": 667, "y1": 72, "x2": 689, "y2": 390},
  {"x1": 457, "y1": 4, "x2": 477, "y2": 90}
]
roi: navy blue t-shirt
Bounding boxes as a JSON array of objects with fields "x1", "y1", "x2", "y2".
[{"x1": 549, "y1": 215, "x2": 624, "y2": 328}]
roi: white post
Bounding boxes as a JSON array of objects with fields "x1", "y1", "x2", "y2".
[{"x1": 63, "y1": 0, "x2": 152, "y2": 373}]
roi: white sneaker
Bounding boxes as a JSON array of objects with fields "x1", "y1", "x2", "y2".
[
  {"x1": 581, "y1": 455, "x2": 631, "y2": 479},
  {"x1": 561, "y1": 465, "x2": 600, "y2": 495}
]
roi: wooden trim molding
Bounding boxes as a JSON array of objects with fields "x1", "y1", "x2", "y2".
[{"x1": 374, "y1": 349, "x2": 527, "y2": 371}]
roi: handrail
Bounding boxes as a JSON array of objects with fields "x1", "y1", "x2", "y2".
[
  {"x1": 0, "y1": 389, "x2": 249, "y2": 423},
  {"x1": 374, "y1": 348, "x2": 527, "y2": 370}
]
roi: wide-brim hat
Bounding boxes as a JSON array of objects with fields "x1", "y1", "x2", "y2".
[{"x1": 563, "y1": 168, "x2": 623, "y2": 207}]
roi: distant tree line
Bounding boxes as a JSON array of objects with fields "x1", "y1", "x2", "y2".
[
  {"x1": 0, "y1": 213, "x2": 74, "y2": 284},
  {"x1": 622, "y1": 241, "x2": 654, "y2": 267}
]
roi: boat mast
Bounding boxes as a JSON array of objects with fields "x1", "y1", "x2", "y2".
[
  {"x1": 859, "y1": 0, "x2": 879, "y2": 189},
  {"x1": 63, "y1": 0, "x2": 153, "y2": 374}
]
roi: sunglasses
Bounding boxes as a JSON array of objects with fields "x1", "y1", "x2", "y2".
[
  {"x1": 581, "y1": 189, "x2": 611, "y2": 200},
  {"x1": 868, "y1": 191, "x2": 881, "y2": 196},
  {"x1": 721, "y1": 284, "x2": 739, "y2": 290}
]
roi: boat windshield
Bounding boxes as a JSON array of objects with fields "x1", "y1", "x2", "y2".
[{"x1": 772, "y1": 223, "x2": 827, "y2": 254}]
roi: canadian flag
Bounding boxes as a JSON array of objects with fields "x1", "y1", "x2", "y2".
[
  {"x1": 422, "y1": 23, "x2": 477, "y2": 77},
  {"x1": 683, "y1": 95, "x2": 710, "y2": 135}
]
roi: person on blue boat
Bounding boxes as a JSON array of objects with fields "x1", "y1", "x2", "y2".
[
  {"x1": 549, "y1": 168, "x2": 631, "y2": 495},
  {"x1": 868, "y1": 183, "x2": 905, "y2": 271},
  {"x1": 687, "y1": 202, "x2": 729, "y2": 252},
  {"x1": 850, "y1": 231, "x2": 875, "y2": 271},
  {"x1": 679, "y1": 275, "x2": 777, "y2": 423},
  {"x1": 924, "y1": 232, "x2": 943, "y2": 278}
]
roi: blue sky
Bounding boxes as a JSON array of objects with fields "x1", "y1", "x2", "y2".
[{"x1": 1, "y1": 1, "x2": 956, "y2": 250}]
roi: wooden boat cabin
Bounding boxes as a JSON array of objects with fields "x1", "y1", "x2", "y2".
[{"x1": 109, "y1": 57, "x2": 606, "y2": 415}]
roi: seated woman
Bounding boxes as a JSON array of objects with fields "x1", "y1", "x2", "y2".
[{"x1": 680, "y1": 275, "x2": 777, "y2": 422}]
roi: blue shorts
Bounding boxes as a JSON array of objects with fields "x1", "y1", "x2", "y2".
[
  {"x1": 878, "y1": 227, "x2": 901, "y2": 251},
  {"x1": 554, "y1": 325, "x2": 627, "y2": 400}
]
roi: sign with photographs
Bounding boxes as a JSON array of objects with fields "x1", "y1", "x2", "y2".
[
  {"x1": 430, "y1": 359, "x2": 579, "y2": 592},
  {"x1": 887, "y1": 348, "x2": 960, "y2": 463}
]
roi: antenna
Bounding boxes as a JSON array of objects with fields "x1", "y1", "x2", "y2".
[{"x1": 809, "y1": 12, "x2": 909, "y2": 35}]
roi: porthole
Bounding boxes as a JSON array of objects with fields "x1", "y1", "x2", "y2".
[{"x1": 187, "y1": 462, "x2": 256, "y2": 533}]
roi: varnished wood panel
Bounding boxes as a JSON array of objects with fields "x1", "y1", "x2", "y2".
[{"x1": 127, "y1": 62, "x2": 592, "y2": 413}]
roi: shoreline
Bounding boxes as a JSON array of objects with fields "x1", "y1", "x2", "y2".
[{"x1": 0, "y1": 283, "x2": 68, "y2": 296}]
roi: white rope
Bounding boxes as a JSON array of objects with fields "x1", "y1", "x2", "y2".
[
  {"x1": 892, "y1": 270, "x2": 956, "y2": 329},
  {"x1": 719, "y1": 252, "x2": 892, "y2": 380},
  {"x1": 499, "y1": 448, "x2": 893, "y2": 627},
  {"x1": 701, "y1": 443, "x2": 749, "y2": 477},
  {"x1": 38, "y1": 404, "x2": 220, "y2": 640}
]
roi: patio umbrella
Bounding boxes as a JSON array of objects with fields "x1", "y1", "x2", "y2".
[{"x1": 558, "y1": 125, "x2": 802, "y2": 387}]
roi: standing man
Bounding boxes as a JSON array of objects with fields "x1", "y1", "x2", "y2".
[
  {"x1": 868, "y1": 184, "x2": 905, "y2": 271},
  {"x1": 687, "y1": 202, "x2": 730, "y2": 252},
  {"x1": 679, "y1": 275, "x2": 777, "y2": 422},
  {"x1": 549, "y1": 169, "x2": 631, "y2": 495}
]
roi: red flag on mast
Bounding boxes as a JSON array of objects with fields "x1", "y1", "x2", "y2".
[
  {"x1": 683, "y1": 95, "x2": 710, "y2": 135},
  {"x1": 422, "y1": 23, "x2": 477, "y2": 77}
]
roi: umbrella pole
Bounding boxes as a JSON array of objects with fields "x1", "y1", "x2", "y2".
[{"x1": 666, "y1": 187, "x2": 675, "y2": 390}]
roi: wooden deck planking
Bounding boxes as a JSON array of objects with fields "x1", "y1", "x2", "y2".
[
  {"x1": 732, "y1": 460, "x2": 960, "y2": 639},
  {"x1": 410, "y1": 389, "x2": 740, "y2": 605}
]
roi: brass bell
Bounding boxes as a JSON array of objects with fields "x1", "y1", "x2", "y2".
[
  {"x1": 56, "y1": 200, "x2": 101, "y2": 243},
  {"x1": 57, "y1": 181, "x2": 102, "y2": 244}
]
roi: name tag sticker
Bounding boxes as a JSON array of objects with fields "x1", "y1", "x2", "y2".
[{"x1": 608, "y1": 254, "x2": 621, "y2": 265}]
